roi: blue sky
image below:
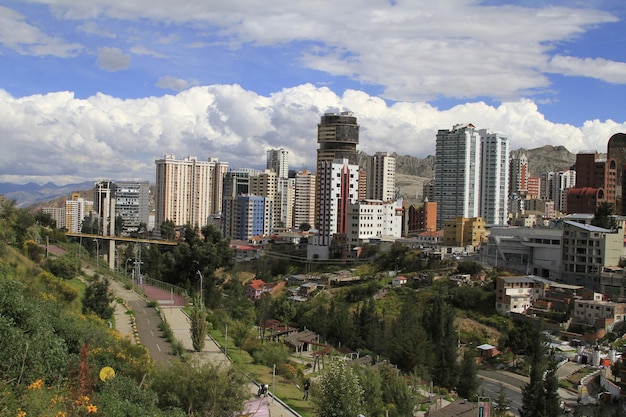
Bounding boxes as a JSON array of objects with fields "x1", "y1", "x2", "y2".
[{"x1": 0, "y1": 0, "x2": 625, "y2": 185}]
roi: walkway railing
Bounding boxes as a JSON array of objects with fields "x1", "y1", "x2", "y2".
[{"x1": 142, "y1": 276, "x2": 189, "y2": 300}]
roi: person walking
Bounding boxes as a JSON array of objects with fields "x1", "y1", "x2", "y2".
[{"x1": 302, "y1": 379, "x2": 310, "y2": 400}]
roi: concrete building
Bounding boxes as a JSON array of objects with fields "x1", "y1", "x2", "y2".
[
  {"x1": 402, "y1": 200, "x2": 437, "y2": 237},
  {"x1": 154, "y1": 155, "x2": 228, "y2": 229},
  {"x1": 566, "y1": 152, "x2": 617, "y2": 214},
  {"x1": 442, "y1": 216, "x2": 486, "y2": 248},
  {"x1": 266, "y1": 148, "x2": 289, "y2": 179},
  {"x1": 527, "y1": 176, "x2": 540, "y2": 200},
  {"x1": 552, "y1": 170, "x2": 576, "y2": 213},
  {"x1": 277, "y1": 177, "x2": 295, "y2": 230},
  {"x1": 366, "y1": 152, "x2": 396, "y2": 202},
  {"x1": 316, "y1": 158, "x2": 359, "y2": 247},
  {"x1": 509, "y1": 153, "x2": 529, "y2": 197},
  {"x1": 434, "y1": 124, "x2": 482, "y2": 229},
  {"x1": 485, "y1": 226, "x2": 562, "y2": 280},
  {"x1": 607, "y1": 132, "x2": 626, "y2": 215},
  {"x1": 294, "y1": 169, "x2": 316, "y2": 229},
  {"x1": 114, "y1": 181, "x2": 150, "y2": 235},
  {"x1": 561, "y1": 219, "x2": 623, "y2": 287},
  {"x1": 42, "y1": 207, "x2": 66, "y2": 230},
  {"x1": 480, "y1": 129, "x2": 509, "y2": 225},
  {"x1": 94, "y1": 179, "x2": 116, "y2": 236},
  {"x1": 315, "y1": 112, "x2": 359, "y2": 223},
  {"x1": 573, "y1": 299, "x2": 626, "y2": 327},
  {"x1": 346, "y1": 199, "x2": 403, "y2": 247},
  {"x1": 65, "y1": 193, "x2": 93, "y2": 233},
  {"x1": 234, "y1": 195, "x2": 272, "y2": 241}
]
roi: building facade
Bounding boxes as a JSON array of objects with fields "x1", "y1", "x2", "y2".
[
  {"x1": 346, "y1": 199, "x2": 403, "y2": 246},
  {"x1": 434, "y1": 124, "x2": 482, "y2": 229},
  {"x1": 366, "y1": 152, "x2": 396, "y2": 202},
  {"x1": 114, "y1": 181, "x2": 150, "y2": 235},
  {"x1": 154, "y1": 155, "x2": 228, "y2": 229},
  {"x1": 266, "y1": 148, "x2": 289, "y2": 179},
  {"x1": 294, "y1": 169, "x2": 316, "y2": 229},
  {"x1": 316, "y1": 158, "x2": 359, "y2": 246},
  {"x1": 480, "y1": 129, "x2": 509, "y2": 225}
]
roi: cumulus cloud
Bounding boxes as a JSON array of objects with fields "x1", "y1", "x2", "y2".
[
  {"x1": 96, "y1": 47, "x2": 131, "y2": 71},
  {"x1": 0, "y1": 84, "x2": 624, "y2": 185}
]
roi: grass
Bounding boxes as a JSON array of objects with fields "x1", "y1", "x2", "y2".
[{"x1": 209, "y1": 328, "x2": 316, "y2": 417}]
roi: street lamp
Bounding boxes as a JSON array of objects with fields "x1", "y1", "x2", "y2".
[
  {"x1": 125, "y1": 258, "x2": 133, "y2": 280},
  {"x1": 93, "y1": 239, "x2": 100, "y2": 270}
]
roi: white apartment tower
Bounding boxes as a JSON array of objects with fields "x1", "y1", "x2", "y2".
[
  {"x1": 317, "y1": 158, "x2": 359, "y2": 246},
  {"x1": 480, "y1": 129, "x2": 509, "y2": 225},
  {"x1": 65, "y1": 193, "x2": 93, "y2": 233},
  {"x1": 294, "y1": 169, "x2": 316, "y2": 229},
  {"x1": 266, "y1": 148, "x2": 289, "y2": 179},
  {"x1": 366, "y1": 152, "x2": 396, "y2": 202},
  {"x1": 434, "y1": 124, "x2": 482, "y2": 229},
  {"x1": 154, "y1": 155, "x2": 228, "y2": 229},
  {"x1": 552, "y1": 170, "x2": 576, "y2": 213}
]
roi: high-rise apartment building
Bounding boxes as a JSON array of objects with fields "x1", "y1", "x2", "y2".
[
  {"x1": 317, "y1": 158, "x2": 359, "y2": 246},
  {"x1": 115, "y1": 181, "x2": 150, "y2": 235},
  {"x1": 154, "y1": 155, "x2": 228, "y2": 229},
  {"x1": 266, "y1": 148, "x2": 289, "y2": 179},
  {"x1": 277, "y1": 177, "x2": 295, "y2": 229},
  {"x1": 42, "y1": 207, "x2": 66, "y2": 230},
  {"x1": 294, "y1": 169, "x2": 316, "y2": 229},
  {"x1": 434, "y1": 124, "x2": 510, "y2": 228},
  {"x1": 527, "y1": 177, "x2": 540, "y2": 200},
  {"x1": 366, "y1": 152, "x2": 396, "y2": 202},
  {"x1": 316, "y1": 112, "x2": 359, "y2": 225},
  {"x1": 480, "y1": 129, "x2": 509, "y2": 225},
  {"x1": 509, "y1": 153, "x2": 528, "y2": 197},
  {"x1": 434, "y1": 124, "x2": 482, "y2": 229},
  {"x1": 234, "y1": 195, "x2": 272, "y2": 240},
  {"x1": 347, "y1": 199, "x2": 403, "y2": 246},
  {"x1": 552, "y1": 170, "x2": 576, "y2": 213},
  {"x1": 65, "y1": 193, "x2": 93, "y2": 233}
]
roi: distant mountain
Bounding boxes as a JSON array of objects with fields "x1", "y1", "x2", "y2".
[{"x1": 0, "y1": 181, "x2": 94, "y2": 209}]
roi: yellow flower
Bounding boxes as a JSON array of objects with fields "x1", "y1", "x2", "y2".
[
  {"x1": 56, "y1": 412, "x2": 66, "y2": 417},
  {"x1": 86, "y1": 404, "x2": 98, "y2": 413},
  {"x1": 16, "y1": 410, "x2": 26, "y2": 417},
  {"x1": 27, "y1": 379, "x2": 43, "y2": 390}
]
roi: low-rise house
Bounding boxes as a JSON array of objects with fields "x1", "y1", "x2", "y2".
[
  {"x1": 392, "y1": 276, "x2": 407, "y2": 286},
  {"x1": 246, "y1": 279, "x2": 280, "y2": 300},
  {"x1": 573, "y1": 299, "x2": 626, "y2": 329}
]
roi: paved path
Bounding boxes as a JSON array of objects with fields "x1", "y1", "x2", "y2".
[{"x1": 105, "y1": 275, "x2": 298, "y2": 417}]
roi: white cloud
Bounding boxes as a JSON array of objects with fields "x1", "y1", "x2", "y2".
[
  {"x1": 96, "y1": 47, "x2": 131, "y2": 71},
  {"x1": 549, "y1": 56, "x2": 626, "y2": 84},
  {"x1": 0, "y1": 5, "x2": 82, "y2": 57},
  {"x1": 19, "y1": 1, "x2": 621, "y2": 100},
  {"x1": 0, "y1": 84, "x2": 624, "y2": 185}
]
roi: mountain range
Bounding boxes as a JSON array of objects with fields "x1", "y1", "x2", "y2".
[{"x1": 1, "y1": 145, "x2": 577, "y2": 209}]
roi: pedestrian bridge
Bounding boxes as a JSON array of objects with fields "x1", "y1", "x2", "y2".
[{"x1": 66, "y1": 232, "x2": 178, "y2": 270}]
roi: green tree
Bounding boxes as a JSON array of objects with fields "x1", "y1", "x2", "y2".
[
  {"x1": 457, "y1": 350, "x2": 479, "y2": 400},
  {"x1": 423, "y1": 294, "x2": 459, "y2": 389},
  {"x1": 358, "y1": 367, "x2": 384, "y2": 417},
  {"x1": 82, "y1": 277, "x2": 115, "y2": 319},
  {"x1": 160, "y1": 219, "x2": 176, "y2": 240},
  {"x1": 150, "y1": 357, "x2": 248, "y2": 416},
  {"x1": 299, "y1": 222, "x2": 311, "y2": 231},
  {"x1": 46, "y1": 253, "x2": 81, "y2": 279},
  {"x1": 190, "y1": 295, "x2": 208, "y2": 352},
  {"x1": 493, "y1": 384, "x2": 511, "y2": 417},
  {"x1": 592, "y1": 202, "x2": 617, "y2": 230},
  {"x1": 313, "y1": 358, "x2": 365, "y2": 417}
]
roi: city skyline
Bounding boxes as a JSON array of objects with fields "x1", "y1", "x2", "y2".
[{"x1": 1, "y1": 0, "x2": 625, "y2": 186}]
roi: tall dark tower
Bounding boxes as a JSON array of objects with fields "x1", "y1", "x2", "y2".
[
  {"x1": 315, "y1": 112, "x2": 359, "y2": 227},
  {"x1": 607, "y1": 133, "x2": 626, "y2": 214}
]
